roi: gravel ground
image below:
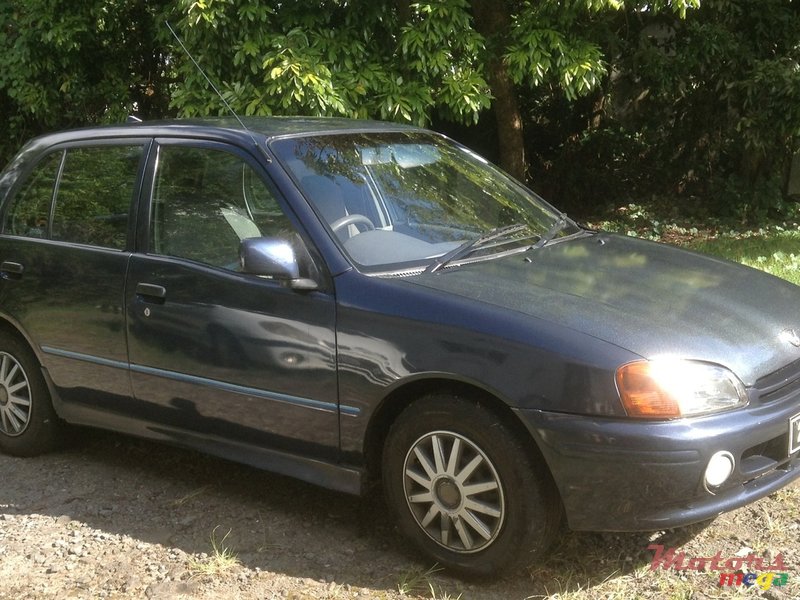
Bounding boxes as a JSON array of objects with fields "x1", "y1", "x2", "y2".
[{"x1": 1, "y1": 429, "x2": 798, "y2": 600}]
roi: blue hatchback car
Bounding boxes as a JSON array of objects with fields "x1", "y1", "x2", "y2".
[{"x1": 0, "y1": 118, "x2": 798, "y2": 576}]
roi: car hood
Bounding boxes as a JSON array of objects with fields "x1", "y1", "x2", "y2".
[{"x1": 405, "y1": 232, "x2": 800, "y2": 386}]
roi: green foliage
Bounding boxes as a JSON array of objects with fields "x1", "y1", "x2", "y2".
[
  {"x1": 668, "y1": 1, "x2": 800, "y2": 158},
  {"x1": 519, "y1": 0, "x2": 799, "y2": 220},
  {"x1": 0, "y1": 0, "x2": 175, "y2": 164},
  {"x1": 504, "y1": 0, "x2": 699, "y2": 101},
  {"x1": 711, "y1": 174, "x2": 793, "y2": 222},
  {"x1": 505, "y1": 4, "x2": 609, "y2": 100},
  {"x1": 1, "y1": 0, "x2": 795, "y2": 228},
  {"x1": 536, "y1": 125, "x2": 652, "y2": 214},
  {"x1": 171, "y1": 0, "x2": 491, "y2": 126},
  {"x1": 609, "y1": 0, "x2": 800, "y2": 210},
  {"x1": 169, "y1": 0, "x2": 667, "y2": 126}
]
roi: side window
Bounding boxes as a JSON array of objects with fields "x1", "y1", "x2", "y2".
[
  {"x1": 52, "y1": 145, "x2": 143, "y2": 249},
  {"x1": 151, "y1": 145, "x2": 294, "y2": 270},
  {"x1": 4, "y1": 151, "x2": 63, "y2": 238}
]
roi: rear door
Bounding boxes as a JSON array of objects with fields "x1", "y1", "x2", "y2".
[
  {"x1": 0, "y1": 141, "x2": 148, "y2": 413},
  {"x1": 124, "y1": 139, "x2": 340, "y2": 459}
]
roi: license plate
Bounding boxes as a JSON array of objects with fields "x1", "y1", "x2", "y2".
[{"x1": 791, "y1": 413, "x2": 800, "y2": 455}]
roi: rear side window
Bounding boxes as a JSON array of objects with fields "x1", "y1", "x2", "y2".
[
  {"x1": 4, "y1": 151, "x2": 62, "y2": 238},
  {"x1": 3, "y1": 144, "x2": 143, "y2": 249},
  {"x1": 52, "y1": 146, "x2": 143, "y2": 249}
]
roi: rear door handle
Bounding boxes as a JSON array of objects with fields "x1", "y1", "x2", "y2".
[
  {"x1": 0, "y1": 261, "x2": 24, "y2": 280},
  {"x1": 135, "y1": 282, "x2": 167, "y2": 302}
]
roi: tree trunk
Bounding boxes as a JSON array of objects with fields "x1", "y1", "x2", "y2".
[
  {"x1": 396, "y1": 0, "x2": 411, "y2": 26},
  {"x1": 471, "y1": 0, "x2": 526, "y2": 181}
]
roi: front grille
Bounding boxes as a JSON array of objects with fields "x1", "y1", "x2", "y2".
[{"x1": 754, "y1": 357, "x2": 800, "y2": 404}]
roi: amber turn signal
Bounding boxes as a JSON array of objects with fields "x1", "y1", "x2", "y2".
[
  {"x1": 615, "y1": 359, "x2": 747, "y2": 419},
  {"x1": 616, "y1": 361, "x2": 681, "y2": 418}
]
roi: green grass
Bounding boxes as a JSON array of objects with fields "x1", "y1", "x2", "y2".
[
  {"x1": 396, "y1": 564, "x2": 444, "y2": 596},
  {"x1": 685, "y1": 229, "x2": 800, "y2": 286},
  {"x1": 586, "y1": 200, "x2": 800, "y2": 286},
  {"x1": 188, "y1": 526, "x2": 240, "y2": 576}
]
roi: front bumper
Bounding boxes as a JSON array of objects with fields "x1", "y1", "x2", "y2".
[{"x1": 513, "y1": 371, "x2": 800, "y2": 531}]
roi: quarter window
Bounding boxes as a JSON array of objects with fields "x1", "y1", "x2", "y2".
[{"x1": 4, "y1": 151, "x2": 62, "y2": 238}]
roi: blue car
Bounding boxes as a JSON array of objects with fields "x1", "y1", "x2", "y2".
[{"x1": 0, "y1": 117, "x2": 798, "y2": 576}]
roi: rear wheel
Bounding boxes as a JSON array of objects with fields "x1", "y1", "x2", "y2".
[
  {"x1": 382, "y1": 394, "x2": 561, "y2": 577},
  {"x1": 0, "y1": 336, "x2": 61, "y2": 456}
]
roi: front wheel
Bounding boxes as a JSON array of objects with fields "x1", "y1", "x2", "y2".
[
  {"x1": 382, "y1": 395, "x2": 561, "y2": 577},
  {"x1": 0, "y1": 336, "x2": 62, "y2": 456}
]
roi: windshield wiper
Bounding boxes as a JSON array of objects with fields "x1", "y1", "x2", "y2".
[
  {"x1": 528, "y1": 215, "x2": 568, "y2": 252},
  {"x1": 426, "y1": 223, "x2": 530, "y2": 273}
]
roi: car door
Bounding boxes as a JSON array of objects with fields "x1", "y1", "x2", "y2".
[
  {"x1": 0, "y1": 141, "x2": 147, "y2": 413},
  {"x1": 124, "y1": 139, "x2": 340, "y2": 459}
]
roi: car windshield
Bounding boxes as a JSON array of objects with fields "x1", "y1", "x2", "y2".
[{"x1": 271, "y1": 131, "x2": 577, "y2": 272}]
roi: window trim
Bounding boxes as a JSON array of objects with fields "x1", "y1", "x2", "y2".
[
  {"x1": 1, "y1": 149, "x2": 64, "y2": 240},
  {"x1": 0, "y1": 138, "x2": 152, "y2": 252},
  {"x1": 140, "y1": 138, "x2": 329, "y2": 286}
]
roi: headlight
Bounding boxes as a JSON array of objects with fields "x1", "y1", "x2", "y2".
[{"x1": 615, "y1": 359, "x2": 747, "y2": 418}]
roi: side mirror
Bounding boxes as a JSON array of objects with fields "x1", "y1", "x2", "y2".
[{"x1": 239, "y1": 238, "x2": 318, "y2": 291}]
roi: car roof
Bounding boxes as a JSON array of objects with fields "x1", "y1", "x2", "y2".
[
  {"x1": 24, "y1": 116, "x2": 425, "y2": 149},
  {"x1": 0, "y1": 116, "x2": 430, "y2": 194}
]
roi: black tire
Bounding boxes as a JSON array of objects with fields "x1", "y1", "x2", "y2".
[
  {"x1": 382, "y1": 394, "x2": 561, "y2": 578},
  {"x1": 0, "y1": 335, "x2": 62, "y2": 456}
]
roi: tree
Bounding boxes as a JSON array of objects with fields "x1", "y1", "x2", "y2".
[
  {"x1": 171, "y1": 2, "x2": 489, "y2": 124},
  {"x1": 598, "y1": 0, "x2": 800, "y2": 215},
  {"x1": 5, "y1": 0, "x2": 795, "y2": 223},
  {"x1": 0, "y1": 0, "x2": 175, "y2": 163},
  {"x1": 0, "y1": 0, "x2": 700, "y2": 184},
  {"x1": 171, "y1": 0, "x2": 701, "y2": 181}
]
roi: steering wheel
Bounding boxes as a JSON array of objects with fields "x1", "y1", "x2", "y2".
[{"x1": 330, "y1": 214, "x2": 376, "y2": 234}]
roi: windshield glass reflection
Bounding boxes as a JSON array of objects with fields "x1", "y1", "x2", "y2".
[{"x1": 272, "y1": 132, "x2": 576, "y2": 272}]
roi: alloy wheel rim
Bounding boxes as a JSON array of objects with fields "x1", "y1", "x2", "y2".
[
  {"x1": 0, "y1": 352, "x2": 32, "y2": 437},
  {"x1": 402, "y1": 430, "x2": 505, "y2": 554}
]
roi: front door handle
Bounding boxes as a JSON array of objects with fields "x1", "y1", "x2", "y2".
[
  {"x1": 135, "y1": 282, "x2": 167, "y2": 302},
  {"x1": 0, "y1": 261, "x2": 24, "y2": 280}
]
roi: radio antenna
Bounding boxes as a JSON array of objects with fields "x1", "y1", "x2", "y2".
[{"x1": 165, "y1": 21, "x2": 270, "y2": 161}]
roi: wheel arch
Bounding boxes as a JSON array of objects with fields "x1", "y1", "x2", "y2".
[
  {"x1": 363, "y1": 376, "x2": 557, "y2": 491},
  {"x1": 0, "y1": 312, "x2": 64, "y2": 454},
  {"x1": 0, "y1": 314, "x2": 40, "y2": 360},
  {"x1": 0, "y1": 315, "x2": 60, "y2": 409}
]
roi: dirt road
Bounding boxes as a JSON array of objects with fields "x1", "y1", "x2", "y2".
[{"x1": 1, "y1": 429, "x2": 797, "y2": 599}]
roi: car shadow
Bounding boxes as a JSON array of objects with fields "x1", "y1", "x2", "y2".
[{"x1": 0, "y1": 429, "x2": 713, "y2": 598}]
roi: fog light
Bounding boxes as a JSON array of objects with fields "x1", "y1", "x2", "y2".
[{"x1": 705, "y1": 451, "x2": 735, "y2": 487}]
